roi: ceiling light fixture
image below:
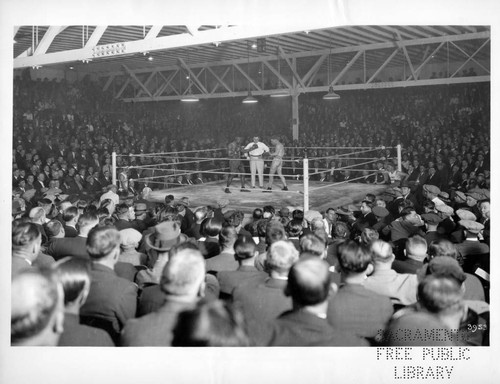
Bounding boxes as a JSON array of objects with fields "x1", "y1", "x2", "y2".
[
  {"x1": 323, "y1": 45, "x2": 340, "y2": 101},
  {"x1": 242, "y1": 41, "x2": 258, "y2": 104}
]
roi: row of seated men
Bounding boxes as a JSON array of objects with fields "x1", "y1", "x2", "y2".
[{"x1": 12, "y1": 197, "x2": 489, "y2": 346}]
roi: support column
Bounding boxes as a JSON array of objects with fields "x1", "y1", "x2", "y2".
[
  {"x1": 112, "y1": 151, "x2": 117, "y2": 186},
  {"x1": 303, "y1": 157, "x2": 309, "y2": 211},
  {"x1": 397, "y1": 144, "x2": 402, "y2": 172},
  {"x1": 292, "y1": 93, "x2": 299, "y2": 141}
]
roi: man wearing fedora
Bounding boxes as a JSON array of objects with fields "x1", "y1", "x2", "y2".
[{"x1": 136, "y1": 221, "x2": 190, "y2": 286}]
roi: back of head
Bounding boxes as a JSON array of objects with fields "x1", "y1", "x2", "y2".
[
  {"x1": 266, "y1": 240, "x2": 299, "y2": 274},
  {"x1": 45, "y1": 220, "x2": 63, "y2": 239},
  {"x1": 11, "y1": 269, "x2": 63, "y2": 346},
  {"x1": 194, "y1": 206, "x2": 208, "y2": 222},
  {"x1": 53, "y1": 257, "x2": 91, "y2": 306},
  {"x1": 77, "y1": 212, "x2": 99, "y2": 233},
  {"x1": 29, "y1": 207, "x2": 46, "y2": 223},
  {"x1": 227, "y1": 210, "x2": 244, "y2": 227},
  {"x1": 62, "y1": 206, "x2": 79, "y2": 223},
  {"x1": 287, "y1": 256, "x2": 331, "y2": 306},
  {"x1": 418, "y1": 275, "x2": 464, "y2": 316},
  {"x1": 333, "y1": 221, "x2": 350, "y2": 239},
  {"x1": 200, "y1": 217, "x2": 223, "y2": 237},
  {"x1": 233, "y1": 235, "x2": 257, "y2": 261},
  {"x1": 428, "y1": 239, "x2": 458, "y2": 260},
  {"x1": 172, "y1": 300, "x2": 249, "y2": 346},
  {"x1": 219, "y1": 224, "x2": 238, "y2": 248},
  {"x1": 286, "y1": 219, "x2": 303, "y2": 237},
  {"x1": 12, "y1": 222, "x2": 41, "y2": 251},
  {"x1": 265, "y1": 220, "x2": 286, "y2": 245},
  {"x1": 299, "y1": 233, "x2": 326, "y2": 257},
  {"x1": 369, "y1": 240, "x2": 393, "y2": 264},
  {"x1": 86, "y1": 226, "x2": 121, "y2": 260},
  {"x1": 338, "y1": 240, "x2": 371, "y2": 274},
  {"x1": 292, "y1": 209, "x2": 304, "y2": 221},
  {"x1": 406, "y1": 235, "x2": 428, "y2": 261},
  {"x1": 310, "y1": 217, "x2": 324, "y2": 232},
  {"x1": 160, "y1": 248, "x2": 205, "y2": 297},
  {"x1": 360, "y1": 228, "x2": 379, "y2": 246}
]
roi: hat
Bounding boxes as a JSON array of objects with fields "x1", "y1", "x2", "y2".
[
  {"x1": 107, "y1": 184, "x2": 117, "y2": 191},
  {"x1": 116, "y1": 205, "x2": 130, "y2": 215},
  {"x1": 383, "y1": 188, "x2": 397, "y2": 197},
  {"x1": 456, "y1": 209, "x2": 477, "y2": 221},
  {"x1": 423, "y1": 184, "x2": 440, "y2": 195},
  {"x1": 120, "y1": 228, "x2": 143, "y2": 247},
  {"x1": 144, "y1": 221, "x2": 187, "y2": 252},
  {"x1": 392, "y1": 187, "x2": 403, "y2": 197},
  {"x1": 424, "y1": 257, "x2": 466, "y2": 284},
  {"x1": 134, "y1": 203, "x2": 148, "y2": 213},
  {"x1": 479, "y1": 189, "x2": 490, "y2": 199},
  {"x1": 421, "y1": 212, "x2": 443, "y2": 226},
  {"x1": 438, "y1": 191, "x2": 450, "y2": 202},
  {"x1": 466, "y1": 192, "x2": 482, "y2": 202},
  {"x1": 178, "y1": 197, "x2": 190, "y2": 207},
  {"x1": 304, "y1": 210, "x2": 322, "y2": 222},
  {"x1": 454, "y1": 191, "x2": 467, "y2": 202},
  {"x1": 372, "y1": 206, "x2": 389, "y2": 218},
  {"x1": 22, "y1": 189, "x2": 36, "y2": 202},
  {"x1": 336, "y1": 206, "x2": 351, "y2": 216},
  {"x1": 38, "y1": 198, "x2": 53, "y2": 206},
  {"x1": 435, "y1": 204, "x2": 454, "y2": 216},
  {"x1": 459, "y1": 220, "x2": 484, "y2": 234}
]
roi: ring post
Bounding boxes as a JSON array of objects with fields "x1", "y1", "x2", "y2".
[
  {"x1": 112, "y1": 151, "x2": 117, "y2": 186},
  {"x1": 303, "y1": 157, "x2": 309, "y2": 212},
  {"x1": 397, "y1": 144, "x2": 402, "y2": 172}
]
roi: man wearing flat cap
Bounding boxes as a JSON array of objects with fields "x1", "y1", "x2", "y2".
[
  {"x1": 455, "y1": 220, "x2": 489, "y2": 273},
  {"x1": 423, "y1": 184, "x2": 444, "y2": 206},
  {"x1": 421, "y1": 212, "x2": 444, "y2": 244}
]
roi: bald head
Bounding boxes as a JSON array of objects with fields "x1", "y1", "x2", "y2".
[
  {"x1": 286, "y1": 257, "x2": 331, "y2": 306},
  {"x1": 160, "y1": 248, "x2": 205, "y2": 298},
  {"x1": 11, "y1": 269, "x2": 64, "y2": 346}
]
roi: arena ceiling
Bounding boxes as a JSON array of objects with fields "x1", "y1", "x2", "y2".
[{"x1": 13, "y1": 25, "x2": 490, "y2": 102}]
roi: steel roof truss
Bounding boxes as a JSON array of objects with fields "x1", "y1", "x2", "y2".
[
  {"x1": 407, "y1": 42, "x2": 445, "y2": 81},
  {"x1": 450, "y1": 39, "x2": 490, "y2": 77},
  {"x1": 303, "y1": 54, "x2": 327, "y2": 87},
  {"x1": 154, "y1": 70, "x2": 179, "y2": 97},
  {"x1": 262, "y1": 60, "x2": 292, "y2": 89},
  {"x1": 102, "y1": 74, "x2": 116, "y2": 92},
  {"x1": 177, "y1": 57, "x2": 208, "y2": 94},
  {"x1": 329, "y1": 50, "x2": 364, "y2": 87},
  {"x1": 34, "y1": 26, "x2": 68, "y2": 55},
  {"x1": 85, "y1": 26, "x2": 108, "y2": 48},
  {"x1": 234, "y1": 63, "x2": 261, "y2": 91},
  {"x1": 207, "y1": 66, "x2": 233, "y2": 94},
  {"x1": 115, "y1": 78, "x2": 131, "y2": 99},
  {"x1": 279, "y1": 46, "x2": 305, "y2": 88},
  {"x1": 136, "y1": 71, "x2": 158, "y2": 97},
  {"x1": 122, "y1": 64, "x2": 153, "y2": 98},
  {"x1": 367, "y1": 48, "x2": 399, "y2": 84}
]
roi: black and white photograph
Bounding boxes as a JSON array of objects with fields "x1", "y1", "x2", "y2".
[{"x1": 1, "y1": 0, "x2": 498, "y2": 383}]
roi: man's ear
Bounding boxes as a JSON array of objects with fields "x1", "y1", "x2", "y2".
[{"x1": 53, "y1": 309, "x2": 65, "y2": 336}]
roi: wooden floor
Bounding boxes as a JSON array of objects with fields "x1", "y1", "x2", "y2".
[{"x1": 148, "y1": 180, "x2": 389, "y2": 213}]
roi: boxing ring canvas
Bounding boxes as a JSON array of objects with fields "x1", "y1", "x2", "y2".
[{"x1": 146, "y1": 180, "x2": 389, "y2": 214}]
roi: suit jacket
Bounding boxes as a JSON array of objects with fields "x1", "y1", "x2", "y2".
[
  {"x1": 265, "y1": 310, "x2": 369, "y2": 347},
  {"x1": 121, "y1": 299, "x2": 196, "y2": 346},
  {"x1": 80, "y1": 263, "x2": 138, "y2": 334},
  {"x1": 58, "y1": 313, "x2": 115, "y2": 346},
  {"x1": 217, "y1": 265, "x2": 267, "y2": 297},
  {"x1": 327, "y1": 283, "x2": 393, "y2": 339},
  {"x1": 46, "y1": 236, "x2": 88, "y2": 260},
  {"x1": 364, "y1": 269, "x2": 419, "y2": 305},
  {"x1": 205, "y1": 251, "x2": 238, "y2": 273},
  {"x1": 232, "y1": 277, "x2": 292, "y2": 345},
  {"x1": 63, "y1": 225, "x2": 78, "y2": 238},
  {"x1": 392, "y1": 258, "x2": 424, "y2": 274},
  {"x1": 137, "y1": 275, "x2": 220, "y2": 317}
]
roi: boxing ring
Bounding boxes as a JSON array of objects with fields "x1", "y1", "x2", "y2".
[{"x1": 110, "y1": 144, "x2": 402, "y2": 213}]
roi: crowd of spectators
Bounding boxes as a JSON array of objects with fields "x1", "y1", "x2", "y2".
[{"x1": 11, "y1": 73, "x2": 490, "y2": 347}]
